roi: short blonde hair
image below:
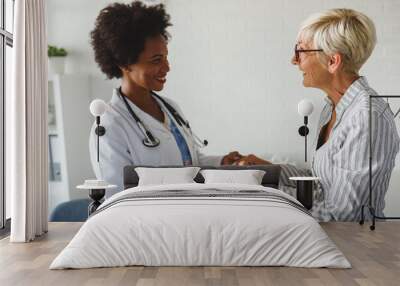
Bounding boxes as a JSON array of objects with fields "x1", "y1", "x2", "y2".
[{"x1": 298, "y1": 8, "x2": 376, "y2": 74}]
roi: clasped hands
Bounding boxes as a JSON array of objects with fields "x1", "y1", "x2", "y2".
[{"x1": 221, "y1": 151, "x2": 271, "y2": 166}]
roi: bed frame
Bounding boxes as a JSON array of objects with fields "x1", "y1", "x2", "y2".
[{"x1": 123, "y1": 165, "x2": 281, "y2": 190}]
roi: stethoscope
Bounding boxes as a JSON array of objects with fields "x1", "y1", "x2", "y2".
[{"x1": 119, "y1": 88, "x2": 208, "y2": 148}]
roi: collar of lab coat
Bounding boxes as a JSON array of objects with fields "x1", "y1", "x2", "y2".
[
  {"x1": 110, "y1": 88, "x2": 170, "y2": 134},
  {"x1": 110, "y1": 88, "x2": 199, "y2": 165}
]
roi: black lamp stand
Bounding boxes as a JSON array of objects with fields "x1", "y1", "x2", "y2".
[
  {"x1": 298, "y1": 116, "x2": 309, "y2": 162},
  {"x1": 88, "y1": 115, "x2": 106, "y2": 215},
  {"x1": 94, "y1": 116, "x2": 106, "y2": 162}
]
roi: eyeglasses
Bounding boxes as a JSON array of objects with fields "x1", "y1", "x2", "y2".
[{"x1": 294, "y1": 44, "x2": 323, "y2": 62}]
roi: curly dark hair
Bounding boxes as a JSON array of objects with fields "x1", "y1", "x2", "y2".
[{"x1": 90, "y1": 1, "x2": 171, "y2": 79}]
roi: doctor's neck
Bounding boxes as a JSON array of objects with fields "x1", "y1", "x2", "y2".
[{"x1": 120, "y1": 80, "x2": 153, "y2": 106}]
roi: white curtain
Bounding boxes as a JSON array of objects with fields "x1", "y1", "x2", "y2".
[{"x1": 8, "y1": 0, "x2": 48, "y2": 242}]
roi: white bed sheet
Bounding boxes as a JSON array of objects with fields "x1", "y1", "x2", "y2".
[{"x1": 50, "y1": 183, "x2": 350, "y2": 269}]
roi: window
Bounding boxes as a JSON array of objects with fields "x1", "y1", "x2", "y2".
[{"x1": 0, "y1": 0, "x2": 14, "y2": 233}]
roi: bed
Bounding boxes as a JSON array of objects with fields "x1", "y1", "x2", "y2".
[{"x1": 50, "y1": 165, "x2": 350, "y2": 269}]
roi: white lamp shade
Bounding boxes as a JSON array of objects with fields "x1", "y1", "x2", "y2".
[
  {"x1": 90, "y1": 99, "x2": 107, "y2": 116},
  {"x1": 298, "y1": 99, "x2": 314, "y2": 116}
]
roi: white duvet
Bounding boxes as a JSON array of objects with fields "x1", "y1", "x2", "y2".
[{"x1": 50, "y1": 183, "x2": 350, "y2": 269}]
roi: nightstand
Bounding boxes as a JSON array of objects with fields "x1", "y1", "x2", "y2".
[
  {"x1": 77, "y1": 180, "x2": 117, "y2": 216},
  {"x1": 289, "y1": 177, "x2": 319, "y2": 210}
]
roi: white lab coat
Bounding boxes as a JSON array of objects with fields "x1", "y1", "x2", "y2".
[{"x1": 89, "y1": 89, "x2": 223, "y2": 197}]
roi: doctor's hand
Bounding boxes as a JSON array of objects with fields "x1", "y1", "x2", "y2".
[
  {"x1": 221, "y1": 151, "x2": 244, "y2": 165},
  {"x1": 234, "y1": 154, "x2": 271, "y2": 166}
]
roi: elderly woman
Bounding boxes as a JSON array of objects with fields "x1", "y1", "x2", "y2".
[{"x1": 278, "y1": 8, "x2": 400, "y2": 221}]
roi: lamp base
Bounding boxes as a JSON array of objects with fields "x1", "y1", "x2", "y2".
[
  {"x1": 88, "y1": 188, "x2": 105, "y2": 216},
  {"x1": 296, "y1": 181, "x2": 313, "y2": 210}
]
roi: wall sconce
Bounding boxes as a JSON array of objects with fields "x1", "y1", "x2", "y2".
[{"x1": 297, "y1": 99, "x2": 314, "y2": 162}]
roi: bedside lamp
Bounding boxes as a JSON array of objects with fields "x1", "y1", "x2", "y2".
[
  {"x1": 89, "y1": 99, "x2": 107, "y2": 162},
  {"x1": 77, "y1": 99, "x2": 116, "y2": 216},
  {"x1": 297, "y1": 99, "x2": 314, "y2": 162}
]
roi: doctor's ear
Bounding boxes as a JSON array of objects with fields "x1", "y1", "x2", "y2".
[
  {"x1": 327, "y1": 53, "x2": 342, "y2": 74},
  {"x1": 119, "y1": 65, "x2": 132, "y2": 73}
]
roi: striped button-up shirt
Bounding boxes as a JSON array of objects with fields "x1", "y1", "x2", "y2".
[{"x1": 280, "y1": 77, "x2": 400, "y2": 221}]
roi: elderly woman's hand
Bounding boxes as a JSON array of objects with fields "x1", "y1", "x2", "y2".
[
  {"x1": 235, "y1": 154, "x2": 271, "y2": 166},
  {"x1": 221, "y1": 151, "x2": 244, "y2": 165}
]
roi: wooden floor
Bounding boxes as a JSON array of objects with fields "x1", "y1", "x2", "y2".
[{"x1": 0, "y1": 222, "x2": 399, "y2": 286}]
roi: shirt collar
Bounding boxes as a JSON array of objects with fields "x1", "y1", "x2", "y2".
[
  {"x1": 329, "y1": 76, "x2": 369, "y2": 128},
  {"x1": 336, "y1": 76, "x2": 368, "y2": 113}
]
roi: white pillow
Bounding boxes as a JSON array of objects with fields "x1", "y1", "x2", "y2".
[
  {"x1": 200, "y1": 169, "x2": 266, "y2": 185},
  {"x1": 135, "y1": 167, "x2": 201, "y2": 186}
]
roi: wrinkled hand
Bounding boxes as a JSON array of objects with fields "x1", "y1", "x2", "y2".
[
  {"x1": 221, "y1": 151, "x2": 244, "y2": 165},
  {"x1": 235, "y1": 154, "x2": 271, "y2": 166}
]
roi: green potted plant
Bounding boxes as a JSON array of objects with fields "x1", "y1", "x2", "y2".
[{"x1": 48, "y1": 45, "x2": 68, "y2": 75}]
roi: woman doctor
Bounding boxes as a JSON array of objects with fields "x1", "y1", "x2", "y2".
[{"x1": 89, "y1": 1, "x2": 245, "y2": 197}]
